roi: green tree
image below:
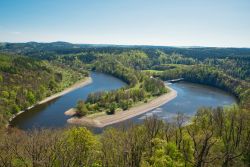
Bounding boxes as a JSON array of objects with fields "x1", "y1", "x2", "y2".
[
  {"x1": 37, "y1": 85, "x2": 46, "y2": 100},
  {"x1": 147, "y1": 138, "x2": 185, "y2": 167},
  {"x1": 186, "y1": 108, "x2": 218, "y2": 167},
  {"x1": 1, "y1": 91, "x2": 9, "y2": 98},
  {"x1": 59, "y1": 127, "x2": 101, "y2": 167},
  {"x1": 49, "y1": 79, "x2": 57, "y2": 91},
  {"x1": 107, "y1": 102, "x2": 117, "y2": 115},
  {"x1": 120, "y1": 100, "x2": 129, "y2": 110},
  {"x1": 76, "y1": 100, "x2": 88, "y2": 116},
  {"x1": 27, "y1": 91, "x2": 36, "y2": 104},
  {"x1": 11, "y1": 104, "x2": 20, "y2": 114}
]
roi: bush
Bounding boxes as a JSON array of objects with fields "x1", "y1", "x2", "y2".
[
  {"x1": 11, "y1": 104, "x2": 20, "y2": 114},
  {"x1": 27, "y1": 91, "x2": 36, "y2": 104},
  {"x1": 106, "y1": 103, "x2": 117, "y2": 115},
  {"x1": 76, "y1": 100, "x2": 88, "y2": 116},
  {"x1": 120, "y1": 100, "x2": 129, "y2": 110}
]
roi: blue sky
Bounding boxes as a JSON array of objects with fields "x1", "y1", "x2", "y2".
[{"x1": 0, "y1": 0, "x2": 250, "y2": 47}]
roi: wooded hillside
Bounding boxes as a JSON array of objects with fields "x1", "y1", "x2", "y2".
[{"x1": 0, "y1": 52, "x2": 87, "y2": 126}]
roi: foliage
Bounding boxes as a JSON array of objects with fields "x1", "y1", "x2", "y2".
[
  {"x1": 0, "y1": 52, "x2": 87, "y2": 126},
  {"x1": 81, "y1": 56, "x2": 167, "y2": 115},
  {"x1": 0, "y1": 127, "x2": 101, "y2": 167},
  {"x1": 76, "y1": 100, "x2": 89, "y2": 116},
  {"x1": 0, "y1": 106, "x2": 249, "y2": 166}
]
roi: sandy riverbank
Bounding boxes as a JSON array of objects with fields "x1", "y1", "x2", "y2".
[
  {"x1": 37, "y1": 77, "x2": 92, "y2": 105},
  {"x1": 8, "y1": 77, "x2": 92, "y2": 124},
  {"x1": 64, "y1": 108, "x2": 77, "y2": 116},
  {"x1": 67, "y1": 86, "x2": 177, "y2": 128}
]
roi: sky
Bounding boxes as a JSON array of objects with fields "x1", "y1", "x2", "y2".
[{"x1": 0, "y1": 0, "x2": 250, "y2": 47}]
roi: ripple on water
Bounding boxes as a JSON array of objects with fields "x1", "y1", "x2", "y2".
[
  {"x1": 138, "y1": 112, "x2": 154, "y2": 120},
  {"x1": 152, "y1": 108, "x2": 163, "y2": 113}
]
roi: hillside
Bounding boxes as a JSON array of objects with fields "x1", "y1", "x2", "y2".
[
  {"x1": 0, "y1": 52, "x2": 88, "y2": 126},
  {"x1": 1, "y1": 42, "x2": 249, "y2": 81}
]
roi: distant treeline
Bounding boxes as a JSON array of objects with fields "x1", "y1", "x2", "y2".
[{"x1": 1, "y1": 42, "x2": 249, "y2": 80}]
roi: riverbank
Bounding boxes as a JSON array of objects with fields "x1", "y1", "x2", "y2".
[
  {"x1": 8, "y1": 77, "x2": 92, "y2": 125},
  {"x1": 67, "y1": 86, "x2": 177, "y2": 128},
  {"x1": 37, "y1": 77, "x2": 92, "y2": 105}
]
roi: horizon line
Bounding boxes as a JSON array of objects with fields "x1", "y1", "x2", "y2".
[{"x1": 1, "y1": 41, "x2": 250, "y2": 49}]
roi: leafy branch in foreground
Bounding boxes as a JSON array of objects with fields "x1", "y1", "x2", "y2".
[{"x1": 0, "y1": 106, "x2": 249, "y2": 167}]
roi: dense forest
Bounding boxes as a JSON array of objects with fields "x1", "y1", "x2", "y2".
[{"x1": 0, "y1": 42, "x2": 249, "y2": 166}]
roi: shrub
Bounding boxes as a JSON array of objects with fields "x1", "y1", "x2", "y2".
[{"x1": 76, "y1": 100, "x2": 88, "y2": 116}]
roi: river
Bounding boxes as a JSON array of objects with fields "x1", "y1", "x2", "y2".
[
  {"x1": 122, "y1": 82, "x2": 237, "y2": 125},
  {"x1": 11, "y1": 73, "x2": 236, "y2": 131},
  {"x1": 11, "y1": 72, "x2": 127, "y2": 130}
]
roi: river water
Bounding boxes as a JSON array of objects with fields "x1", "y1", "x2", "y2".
[
  {"x1": 123, "y1": 82, "x2": 237, "y2": 124},
  {"x1": 11, "y1": 72, "x2": 127, "y2": 130},
  {"x1": 11, "y1": 73, "x2": 236, "y2": 131}
]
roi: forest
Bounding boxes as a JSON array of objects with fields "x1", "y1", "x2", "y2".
[
  {"x1": 0, "y1": 106, "x2": 249, "y2": 167},
  {"x1": 0, "y1": 52, "x2": 88, "y2": 126},
  {"x1": 0, "y1": 42, "x2": 249, "y2": 166}
]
